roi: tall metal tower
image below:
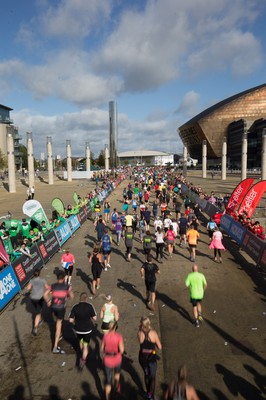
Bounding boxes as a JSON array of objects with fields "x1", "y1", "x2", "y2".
[{"x1": 109, "y1": 101, "x2": 118, "y2": 168}]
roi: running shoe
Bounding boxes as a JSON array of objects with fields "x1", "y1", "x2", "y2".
[
  {"x1": 32, "y1": 327, "x2": 38, "y2": 336},
  {"x1": 104, "y1": 267, "x2": 108, "y2": 271},
  {"x1": 107, "y1": 263, "x2": 111, "y2": 268},
  {"x1": 194, "y1": 320, "x2": 200, "y2": 328},
  {"x1": 198, "y1": 314, "x2": 203, "y2": 322},
  {"x1": 53, "y1": 346, "x2": 65, "y2": 354}
]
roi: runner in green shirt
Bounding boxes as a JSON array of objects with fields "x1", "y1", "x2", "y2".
[{"x1": 185, "y1": 264, "x2": 207, "y2": 328}]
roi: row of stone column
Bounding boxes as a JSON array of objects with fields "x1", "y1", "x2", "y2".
[
  {"x1": 182, "y1": 129, "x2": 266, "y2": 180},
  {"x1": 6, "y1": 134, "x2": 111, "y2": 193}
]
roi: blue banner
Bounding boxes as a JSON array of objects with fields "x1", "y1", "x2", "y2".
[
  {"x1": 220, "y1": 214, "x2": 233, "y2": 234},
  {"x1": 0, "y1": 265, "x2": 21, "y2": 311},
  {"x1": 67, "y1": 215, "x2": 80, "y2": 233},
  {"x1": 54, "y1": 221, "x2": 72, "y2": 246},
  {"x1": 228, "y1": 220, "x2": 246, "y2": 245}
]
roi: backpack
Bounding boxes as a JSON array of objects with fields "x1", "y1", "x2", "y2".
[{"x1": 112, "y1": 212, "x2": 117, "y2": 222}]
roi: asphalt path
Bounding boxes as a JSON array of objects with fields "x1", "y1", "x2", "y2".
[{"x1": 0, "y1": 173, "x2": 265, "y2": 400}]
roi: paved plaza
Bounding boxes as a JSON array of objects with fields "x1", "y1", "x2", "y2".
[{"x1": 0, "y1": 171, "x2": 265, "y2": 400}]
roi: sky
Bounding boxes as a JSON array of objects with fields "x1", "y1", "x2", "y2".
[{"x1": 1, "y1": 0, "x2": 266, "y2": 159}]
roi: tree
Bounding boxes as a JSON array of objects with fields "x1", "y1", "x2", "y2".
[
  {"x1": 18, "y1": 145, "x2": 28, "y2": 168},
  {"x1": 0, "y1": 150, "x2": 7, "y2": 172},
  {"x1": 97, "y1": 150, "x2": 105, "y2": 167}
]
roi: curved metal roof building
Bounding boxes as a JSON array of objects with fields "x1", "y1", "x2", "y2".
[{"x1": 178, "y1": 83, "x2": 266, "y2": 159}]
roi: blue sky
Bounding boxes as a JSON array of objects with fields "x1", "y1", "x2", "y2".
[{"x1": 1, "y1": 0, "x2": 266, "y2": 159}]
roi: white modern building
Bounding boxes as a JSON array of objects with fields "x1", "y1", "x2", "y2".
[{"x1": 118, "y1": 150, "x2": 174, "y2": 166}]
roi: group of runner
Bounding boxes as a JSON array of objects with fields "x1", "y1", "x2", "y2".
[{"x1": 25, "y1": 167, "x2": 222, "y2": 400}]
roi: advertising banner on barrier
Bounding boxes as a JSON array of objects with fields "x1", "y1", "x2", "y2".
[
  {"x1": 78, "y1": 206, "x2": 88, "y2": 225},
  {"x1": 181, "y1": 184, "x2": 188, "y2": 194},
  {"x1": 204, "y1": 202, "x2": 219, "y2": 218},
  {"x1": 54, "y1": 221, "x2": 72, "y2": 246},
  {"x1": 67, "y1": 215, "x2": 80, "y2": 233},
  {"x1": 220, "y1": 214, "x2": 233, "y2": 234},
  {"x1": 12, "y1": 244, "x2": 44, "y2": 288},
  {"x1": 0, "y1": 265, "x2": 21, "y2": 311},
  {"x1": 228, "y1": 219, "x2": 246, "y2": 245},
  {"x1": 37, "y1": 231, "x2": 60, "y2": 263},
  {"x1": 197, "y1": 197, "x2": 207, "y2": 210},
  {"x1": 241, "y1": 230, "x2": 265, "y2": 264},
  {"x1": 258, "y1": 246, "x2": 266, "y2": 271}
]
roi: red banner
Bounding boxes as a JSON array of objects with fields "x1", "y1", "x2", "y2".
[
  {"x1": 226, "y1": 178, "x2": 254, "y2": 215},
  {"x1": 0, "y1": 238, "x2": 10, "y2": 264},
  {"x1": 238, "y1": 180, "x2": 266, "y2": 218}
]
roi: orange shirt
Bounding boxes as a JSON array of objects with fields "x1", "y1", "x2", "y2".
[{"x1": 187, "y1": 229, "x2": 199, "y2": 245}]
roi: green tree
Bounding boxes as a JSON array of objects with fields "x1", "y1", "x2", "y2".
[
  {"x1": 18, "y1": 145, "x2": 28, "y2": 168},
  {"x1": 0, "y1": 150, "x2": 7, "y2": 172},
  {"x1": 97, "y1": 150, "x2": 105, "y2": 167}
]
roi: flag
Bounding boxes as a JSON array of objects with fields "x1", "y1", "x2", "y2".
[
  {"x1": 23, "y1": 200, "x2": 50, "y2": 226},
  {"x1": 238, "y1": 180, "x2": 266, "y2": 218},
  {"x1": 73, "y1": 192, "x2": 79, "y2": 205},
  {"x1": 52, "y1": 198, "x2": 65, "y2": 215},
  {"x1": 0, "y1": 238, "x2": 10, "y2": 264},
  {"x1": 226, "y1": 178, "x2": 254, "y2": 215}
]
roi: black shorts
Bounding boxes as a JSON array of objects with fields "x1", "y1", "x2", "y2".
[
  {"x1": 145, "y1": 280, "x2": 156, "y2": 292},
  {"x1": 189, "y1": 244, "x2": 197, "y2": 248},
  {"x1": 92, "y1": 265, "x2": 102, "y2": 280},
  {"x1": 190, "y1": 298, "x2": 202, "y2": 307},
  {"x1": 76, "y1": 332, "x2": 92, "y2": 345},
  {"x1": 65, "y1": 265, "x2": 73, "y2": 276},
  {"x1": 52, "y1": 307, "x2": 66, "y2": 320},
  {"x1": 179, "y1": 228, "x2": 187, "y2": 235},
  {"x1": 31, "y1": 298, "x2": 44, "y2": 313},
  {"x1": 105, "y1": 363, "x2": 122, "y2": 384}
]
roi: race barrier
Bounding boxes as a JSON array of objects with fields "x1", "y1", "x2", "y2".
[
  {"x1": 183, "y1": 186, "x2": 266, "y2": 270},
  {"x1": 0, "y1": 175, "x2": 125, "y2": 311}
]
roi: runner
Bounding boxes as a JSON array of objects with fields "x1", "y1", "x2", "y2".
[
  {"x1": 209, "y1": 227, "x2": 225, "y2": 263},
  {"x1": 44, "y1": 272, "x2": 74, "y2": 353},
  {"x1": 101, "y1": 321, "x2": 124, "y2": 400},
  {"x1": 155, "y1": 226, "x2": 164, "y2": 263},
  {"x1": 143, "y1": 230, "x2": 152, "y2": 257},
  {"x1": 165, "y1": 225, "x2": 176, "y2": 258},
  {"x1": 101, "y1": 228, "x2": 112, "y2": 270},
  {"x1": 103, "y1": 199, "x2": 111, "y2": 223},
  {"x1": 140, "y1": 254, "x2": 160, "y2": 311},
  {"x1": 100, "y1": 294, "x2": 119, "y2": 334},
  {"x1": 89, "y1": 245, "x2": 103, "y2": 295},
  {"x1": 164, "y1": 365, "x2": 199, "y2": 400},
  {"x1": 115, "y1": 217, "x2": 123, "y2": 245},
  {"x1": 111, "y1": 208, "x2": 118, "y2": 230},
  {"x1": 26, "y1": 268, "x2": 49, "y2": 336},
  {"x1": 185, "y1": 264, "x2": 207, "y2": 327},
  {"x1": 124, "y1": 226, "x2": 134, "y2": 262},
  {"x1": 61, "y1": 248, "x2": 75, "y2": 285},
  {"x1": 69, "y1": 292, "x2": 97, "y2": 370},
  {"x1": 186, "y1": 225, "x2": 200, "y2": 262},
  {"x1": 138, "y1": 316, "x2": 162, "y2": 400}
]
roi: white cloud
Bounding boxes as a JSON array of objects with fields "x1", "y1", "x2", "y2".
[
  {"x1": 176, "y1": 91, "x2": 200, "y2": 118},
  {"x1": 13, "y1": 107, "x2": 182, "y2": 158}
]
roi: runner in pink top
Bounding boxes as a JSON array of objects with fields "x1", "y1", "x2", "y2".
[
  {"x1": 61, "y1": 248, "x2": 75, "y2": 285},
  {"x1": 101, "y1": 321, "x2": 124, "y2": 400}
]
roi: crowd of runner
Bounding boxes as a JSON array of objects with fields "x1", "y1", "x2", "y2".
[{"x1": 24, "y1": 166, "x2": 233, "y2": 400}]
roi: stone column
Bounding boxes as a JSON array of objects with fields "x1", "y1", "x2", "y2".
[
  {"x1": 6, "y1": 132, "x2": 16, "y2": 193},
  {"x1": 202, "y1": 140, "x2": 207, "y2": 178},
  {"x1": 47, "y1": 136, "x2": 54, "y2": 185},
  {"x1": 27, "y1": 132, "x2": 35, "y2": 188},
  {"x1": 66, "y1": 140, "x2": 72, "y2": 182},
  {"x1": 86, "y1": 142, "x2": 91, "y2": 172},
  {"x1": 182, "y1": 145, "x2": 187, "y2": 177},
  {"x1": 241, "y1": 131, "x2": 248, "y2": 180},
  {"x1": 261, "y1": 129, "x2": 266, "y2": 181},
  {"x1": 105, "y1": 145, "x2": 110, "y2": 171},
  {"x1": 221, "y1": 137, "x2": 227, "y2": 180}
]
